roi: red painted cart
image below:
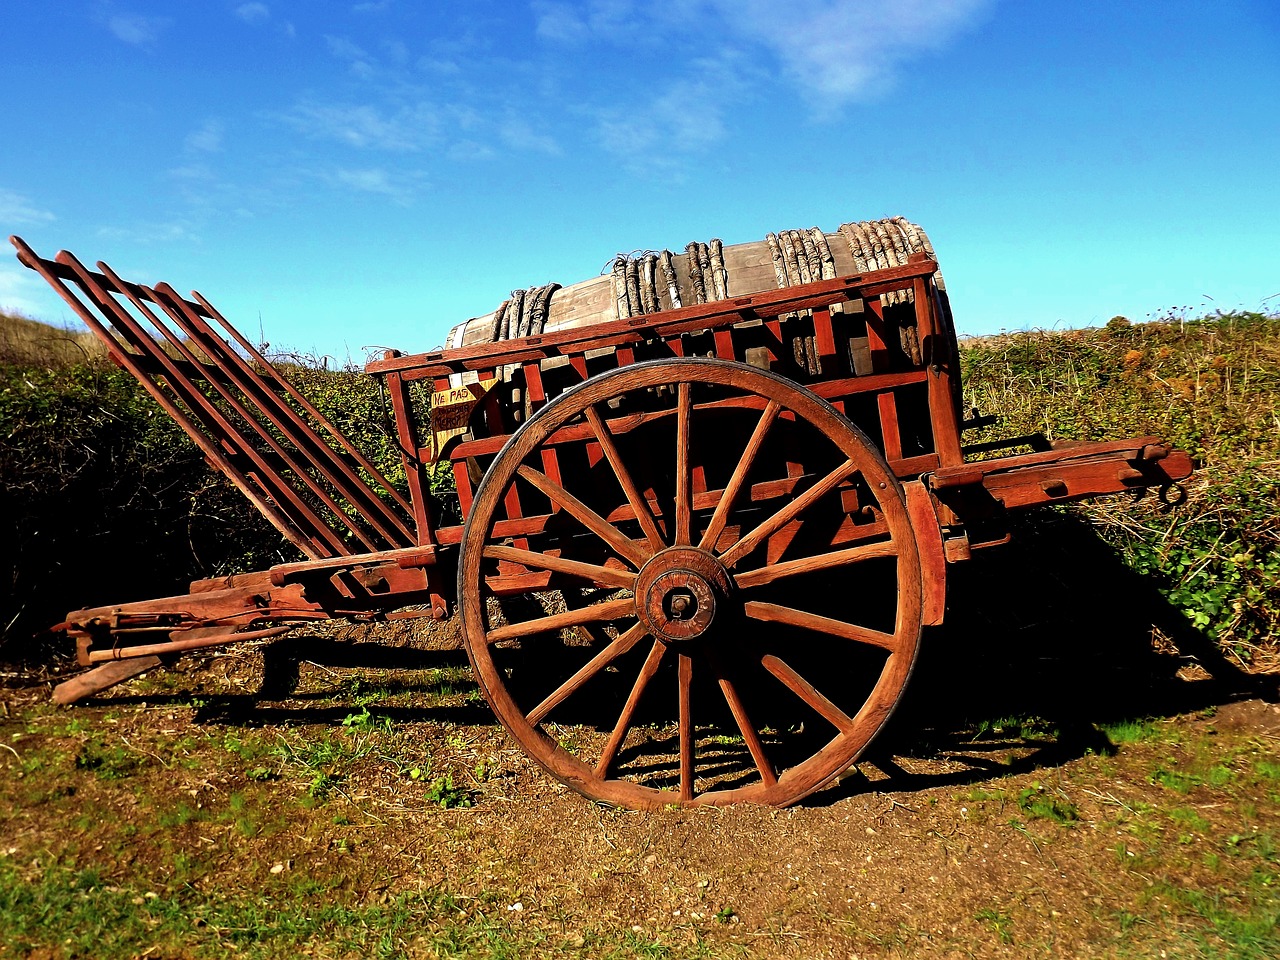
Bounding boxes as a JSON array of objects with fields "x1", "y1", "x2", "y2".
[{"x1": 11, "y1": 220, "x2": 1191, "y2": 809}]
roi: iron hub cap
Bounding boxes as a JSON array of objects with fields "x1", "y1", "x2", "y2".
[{"x1": 634, "y1": 547, "x2": 734, "y2": 643}]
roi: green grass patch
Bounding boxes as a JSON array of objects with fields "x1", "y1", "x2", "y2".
[
  {"x1": 1099, "y1": 719, "x2": 1160, "y2": 745},
  {"x1": 1016, "y1": 782, "x2": 1079, "y2": 824}
]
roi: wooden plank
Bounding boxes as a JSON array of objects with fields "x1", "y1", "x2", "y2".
[
  {"x1": 448, "y1": 371, "x2": 930, "y2": 461},
  {"x1": 386, "y1": 370, "x2": 434, "y2": 544},
  {"x1": 916, "y1": 277, "x2": 963, "y2": 467},
  {"x1": 368, "y1": 262, "x2": 939, "y2": 379},
  {"x1": 877, "y1": 392, "x2": 903, "y2": 462}
]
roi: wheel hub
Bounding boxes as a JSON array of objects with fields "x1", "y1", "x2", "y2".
[{"x1": 635, "y1": 547, "x2": 734, "y2": 643}]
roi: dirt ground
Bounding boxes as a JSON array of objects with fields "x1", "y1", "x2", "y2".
[
  {"x1": 3, "y1": 532, "x2": 1279, "y2": 959},
  {"x1": 3, "y1": 585, "x2": 1278, "y2": 959}
]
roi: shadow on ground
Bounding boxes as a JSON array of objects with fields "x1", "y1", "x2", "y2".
[
  {"x1": 818, "y1": 509, "x2": 1277, "y2": 805},
  {"x1": 44, "y1": 509, "x2": 1278, "y2": 804}
]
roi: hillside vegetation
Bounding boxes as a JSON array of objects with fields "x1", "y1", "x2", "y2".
[
  {"x1": 0, "y1": 311, "x2": 397, "y2": 661},
  {"x1": 1, "y1": 307, "x2": 1277, "y2": 670},
  {"x1": 962, "y1": 312, "x2": 1279, "y2": 667}
]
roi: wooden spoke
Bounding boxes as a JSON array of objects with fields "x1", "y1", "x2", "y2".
[
  {"x1": 708, "y1": 651, "x2": 777, "y2": 787},
  {"x1": 487, "y1": 596, "x2": 636, "y2": 643},
  {"x1": 718, "y1": 458, "x2": 858, "y2": 568},
  {"x1": 678, "y1": 652, "x2": 694, "y2": 800},
  {"x1": 526, "y1": 621, "x2": 648, "y2": 725},
  {"x1": 585, "y1": 405, "x2": 667, "y2": 552},
  {"x1": 484, "y1": 544, "x2": 636, "y2": 589},
  {"x1": 698, "y1": 399, "x2": 781, "y2": 551},
  {"x1": 733, "y1": 540, "x2": 897, "y2": 590},
  {"x1": 675, "y1": 381, "x2": 692, "y2": 545},
  {"x1": 595, "y1": 638, "x2": 666, "y2": 778},
  {"x1": 761, "y1": 654, "x2": 856, "y2": 734},
  {"x1": 517, "y1": 464, "x2": 650, "y2": 568},
  {"x1": 459, "y1": 357, "x2": 927, "y2": 810},
  {"x1": 743, "y1": 601, "x2": 899, "y2": 651}
]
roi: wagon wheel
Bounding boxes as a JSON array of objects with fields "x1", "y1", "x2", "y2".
[{"x1": 459, "y1": 358, "x2": 923, "y2": 808}]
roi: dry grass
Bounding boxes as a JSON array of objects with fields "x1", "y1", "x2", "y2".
[{"x1": 0, "y1": 310, "x2": 105, "y2": 367}]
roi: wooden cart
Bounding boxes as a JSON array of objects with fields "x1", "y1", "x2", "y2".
[{"x1": 11, "y1": 220, "x2": 1192, "y2": 809}]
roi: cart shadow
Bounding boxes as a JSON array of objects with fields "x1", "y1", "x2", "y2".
[
  {"x1": 93, "y1": 511, "x2": 1274, "y2": 801},
  {"x1": 807, "y1": 509, "x2": 1276, "y2": 807},
  {"x1": 99, "y1": 639, "x2": 492, "y2": 728}
]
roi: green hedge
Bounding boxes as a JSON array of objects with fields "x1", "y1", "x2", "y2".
[
  {"x1": 0, "y1": 342, "x2": 417, "y2": 665},
  {"x1": 960, "y1": 312, "x2": 1280, "y2": 664},
  {"x1": 2, "y1": 311, "x2": 1275, "y2": 669}
]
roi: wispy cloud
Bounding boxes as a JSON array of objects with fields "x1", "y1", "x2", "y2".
[
  {"x1": 587, "y1": 49, "x2": 753, "y2": 174},
  {"x1": 0, "y1": 188, "x2": 55, "y2": 226},
  {"x1": 234, "y1": 3, "x2": 270, "y2": 25},
  {"x1": 532, "y1": 0, "x2": 657, "y2": 45},
  {"x1": 713, "y1": 0, "x2": 993, "y2": 109},
  {"x1": 276, "y1": 100, "x2": 441, "y2": 151},
  {"x1": 96, "y1": 221, "x2": 201, "y2": 245},
  {"x1": 325, "y1": 34, "x2": 376, "y2": 78},
  {"x1": 107, "y1": 12, "x2": 169, "y2": 46},
  {"x1": 323, "y1": 167, "x2": 428, "y2": 205},
  {"x1": 184, "y1": 119, "x2": 224, "y2": 153},
  {"x1": 498, "y1": 118, "x2": 562, "y2": 156}
]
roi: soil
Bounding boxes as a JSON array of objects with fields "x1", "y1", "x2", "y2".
[{"x1": 3, "y1": 534, "x2": 1278, "y2": 958}]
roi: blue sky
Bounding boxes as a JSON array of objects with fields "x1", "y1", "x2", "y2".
[{"x1": 2, "y1": 1, "x2": 1277, "y2": 358}]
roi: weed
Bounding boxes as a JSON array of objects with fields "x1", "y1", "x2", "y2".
[
  {"x1": 424, "y1": 775, "x2": 474, "y2": 809},
  {"x1": 342, "y1": 706, "x2": 393, "y2": 734},
  {"x1": 1168, "y1": 807, "x2": 1212, "y2": 834},
  {"x1": 1016, "y1": 783, "x2": 1079, "y2": 823},
  {"x1": 1151, "y1": 766, "x2": 1200, "y2": 794},
  {"x1": 975, "y1": 906, "x2": 1014, "y2": 944},
  {"x1": 1100, "y1": 718, "x2": 1158, "y2": 745},
  {"x1": 157, "y1": 803, "x2": 205, "y2": 828},
  {"x1": 75, "y1": 742, "x2": 139, "y2": 781}
]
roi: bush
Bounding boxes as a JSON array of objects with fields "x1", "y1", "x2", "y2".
[
  {"x1": 960, "y1": 311, "x2": 1280, "y2": 665},
  {"x1": 0, "y1": 354, "x2": 284, "y2": 663}
]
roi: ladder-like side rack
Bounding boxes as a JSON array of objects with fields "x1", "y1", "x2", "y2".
[{"x1": 11, "y1": 237, "x2": 417, "y2": 561}]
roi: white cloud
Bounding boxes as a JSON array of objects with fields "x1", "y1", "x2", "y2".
[
  {"x1": 184, "y1": 119, "x2": 224, "y2": 153},
  {"x1": 596, "y1": 77, "x2": 726, "y2": 172},
  {"x1": 499, "y1": 119, "x2": 561, "y2": 156},
  {"x1": 108, "y1": 13, "x2": 168, "y2": 46},
  {"x1": 325, "y1": 167, "x2": 427, "y2": 205},
  {"x1": 326, "y1": 34, "x2": 376, "y2": 77},
  {"x1": 353, "y1": 1, "x2": 392, "y2": 12},
  {"x1": 0, "y1": 188, "x2": 55, "y2": 226},
  {"x1": 447, "y1": 140, "x2": 497, "y2": 162},
  {"x1": 589, "y1": 53, "x2": 751, "y2": 174},
  {"x1": 167, "y1": 163, "x2": 216, "y2": 182},
  {"x1": 95, "y1": 221, "x2": 200, "y2": 245},
  {"x1": 713, "y1": 0, "x2": 993, "y2": 108},
  {"x1": 533, "y1": 2, "x2": 589, "y2": 44},
  {"x1": 532, "y1": 0, "x2": 992, "y2": 114},
  {"x1": 277, "y1": 100, "x2": 441, "y2": 151},
  {"x1": 234, "y1": 3, "x2": 270, "y2": 24},
  {"x1": 533, "y1": 0, "x2": 647, "y2": 45},
  {"x1": 326, "y1": 35, "x2": 370, "y2": 62}
]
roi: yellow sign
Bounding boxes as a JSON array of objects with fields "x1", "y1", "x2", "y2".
[{"x1": 429, "y1": 378, "x2": 494, "y2": 460}]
